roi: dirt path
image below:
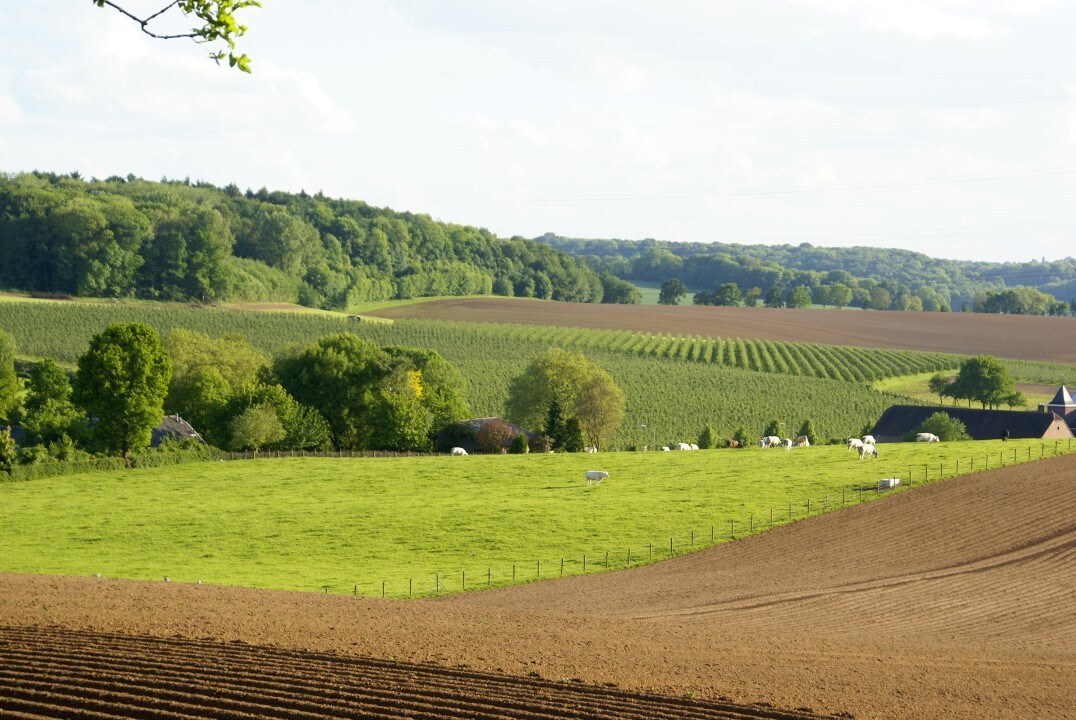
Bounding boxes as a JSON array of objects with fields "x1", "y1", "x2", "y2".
[
  {"x1": 368, "y1": 298, "x2": 1076, "y2": 364},
  {"x1": 2, "y1": 455, "x2": 1073, "y2": 719}
]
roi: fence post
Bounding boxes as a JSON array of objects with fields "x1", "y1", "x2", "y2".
[
  {"x1": 770, "y1": 508, "x2": 774, "y2": 526},
  {"x1": 806, "y1": 498, "x2": 811, "y2": 514},
  {"x1": 940, "y1": 462, "x2": 943, "y2": 478},
  {"x1": 353, "y1": 584, "x2": 356, "y2": 595},
  {"x1": 627, "y1": 547, "x2": 631, "y2": 564},
  {"x1": 560, "y1": 558, "x2": 564, "y2": 576},
  {"x1": 409, "y1": 578, "x2": 412, "y2": 597},
  {"x1": 537, "y1": 560, "x2": 540, "y2": 578},
  {"x1": 691, "y1": 530, "x2": 694, "y2": 546},
  {"x1": 488, "y1": 567, "x2": 491, "y2": 586},
  {"x1": 669, "y1": 537, "x2": 673, "y2": 554},
  {"x1": 750, "y1": 514, "x2": 754, "y2": 533},
  {"x1": 649, "y1": 543, "x2": 652, "y2": 560},
  {"x1": 583, "y1": 554, "x2": 586, "y2": 573},
  {"x1": 513, "y1": 564, "x2": 516, "y2": 582},
  {"x1": 435, "y1": 574, "x2": 439, "y2": 594},
  {"x1": 382, "y1": 581, "x2": 385, "y2": 598},
  {"x1": 730, "y1": 518, "x2": 735, "y2": 538},
  {"x1": 788, "y1": 503, "x2": 792, "y2": 519},
  {"x1": 711, "y1": 525, "x2": 714, "y2": 543},
  {"x1": 462, "y1": 571, "x2": 465, "y2": 591},
  {"x1": 605, "y1": 551, "x2": 609, "y2": 568}
]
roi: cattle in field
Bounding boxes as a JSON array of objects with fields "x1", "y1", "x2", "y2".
[
  {"x1": 677, "y1": 442, "x2": 692, "y2": 451},
  {"x1": 726, "y1": 439, "x2": 740, "y2": 448},
  {"x1": 584, "y1": 446, "x2": 597, "y2": 453},
  {"x1": 689, "y1": 443, "x2": 699, "y2": 450},
  {"x1": 916, "y1": 433, "x2": 940, "y2": 443},
  {"x1": 661, "y1": 446, "x2": 671, "y2": 451},
  {"x1": 847, "y1": 438, "x2": 863, "y2": 451},
  {"x1": 862, "y1": 435, "x2": 876, "y2": 445},
  {"x1": 584, "y1": 470, "x2": 609, "y2": 485},
  {"x1": 760, "y1": 435, "x2": 782, "y2": 448},
  {"x1": 795, "y1": 435, "x2": 810, "y2": 447},
  {"x1": 450, "y1": 447, "x2": 468, "y2": 456},
  {"x1": 784, "y1": 438, "x2": 793, "y2": 451},
  {"x1": 858, "y1": 443, "x2": 878, "y2": 460}
]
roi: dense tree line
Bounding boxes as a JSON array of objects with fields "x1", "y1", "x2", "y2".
[
  {"x1": 0, "y1": 172, "x2": 603, "y2": 308},
  {"x1": 0, "y1": 323, "x2": 475, "y2": 472},
  {"x1": 537, "y1": 233, "x2": 1076, "y2": 315}
]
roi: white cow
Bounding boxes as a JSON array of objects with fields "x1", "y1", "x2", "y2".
[
  {"x1": 760, "y1": 435, "x2": 782, "y2": 448},
  {"x1": 795, "y1": 435, "x2": 810, "y2": 447},
  {"x1": 858, "y1": 443, "x2": 878, "y2": 460},
  {"x1": 862, "y1": 435, "x2": 876, "y2": 445},
  {"x1": 784, "y1": 438, "x2": 793, "y2": 451},
  {"x1": 450, "y1": 447, "x2": 468, "y2": 456},
  {"x1": 847, "y1": 438, "x2": 863, "y2": 452},
  {"x1": 584, "y1": 446, "x2": 598, "y2": 453},
  {"x1": 661, "y1": 446, "x2": 671, "y2": 452},
  {"x1": 689, "y1": 443, "x2": 699, "y2": 450},
  {"x1": 584, "y1": 470, "x2": 609, "y2": 485},
  {"x1": 677, "y1": 442, "x2": 692, "y2": 451},
  {"x1": 916, "y1": 433, "x2": 940, "y2": 443}
]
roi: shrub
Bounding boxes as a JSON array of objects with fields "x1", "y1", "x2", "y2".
[
  {"x1": 732, "y1": 426, "x2": 753, "y2": 448},
  {"x1": 797, "y1": 419, "x2": 818, "y2": 446},
  {"x1": 508, "y1": 433, "x2": 529, "y2": 454},
  {"x1": 475, "y1": 419, "x2": 515, "y2": 453},
  {"x1": 698, "y1": 424, "x2": 717, "y2": 449},
  {"x1": 528, "y1": 434, "x2": 553, "y2": 453},
  {"x1": 917, "y1": 412, "x2": 969, "y2": 442}
]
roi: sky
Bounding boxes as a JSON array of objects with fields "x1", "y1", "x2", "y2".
[{"x1": 1, "y1": 1, "x2": 1074, "y2": 263}]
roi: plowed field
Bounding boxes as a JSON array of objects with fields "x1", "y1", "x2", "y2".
[
  {"x1": 2, "y1": 454, "x2": 1074, "y2": 720},
  {"x1": 367, "y1": 298, "x2": 1076, "y2": 363}
]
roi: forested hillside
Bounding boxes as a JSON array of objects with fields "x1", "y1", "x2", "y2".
[
  {"x1": 537, "y1": 233, "x2": 1076, "y2": 315},
  {"x1": 0, "y1": 172, "x2": 602, "y2": 309}
]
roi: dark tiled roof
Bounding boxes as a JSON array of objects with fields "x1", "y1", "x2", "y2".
[
  {"x1": 1046, "y1": 384, "x2": 1074, "y2": 408},
  {"x1": 871, "y1": 405, "x2": 1072, "y2": 441}
]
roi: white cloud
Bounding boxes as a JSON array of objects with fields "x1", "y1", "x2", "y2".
[{"x1": 791, "y1": 0, "x2": 1009, "y2": 40}]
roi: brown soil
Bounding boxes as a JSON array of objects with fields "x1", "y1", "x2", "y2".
[
  {"x1": 368, "y1": 298, "x2": 1076, "y2": 364},
  {"x1": 2, "y1": 455, "x2": 1074, "y2": 719}
]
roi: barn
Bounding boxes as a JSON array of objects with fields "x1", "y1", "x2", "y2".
[{"x1": 870, "y1": 404, "x2": 1074, "y2": 443}]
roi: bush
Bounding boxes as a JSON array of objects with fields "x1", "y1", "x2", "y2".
[
  {"x1": 732, "y1": 426, "x2": 753, "y2": 448},
  {"x1": 698, "y1": 424, "x2": 717, "y2": 449},
  {"x1": 508, "y1": 433, "x2": 529, "y2": 454},
  {"x1": 797, "y1": 419, "x2": 818, "y2": 446},
  {"x1": 917, "y1": 412, "x2": 969, "y2": 442},
  {"x1": 476, "y1": 419, "x2": 515, "y2": 453},
  {"x1": 763, "y1": 419, "x2": 785, "y2": 438},
  {"x1": 528, "y1": 434, "x2": 553, "y2": 453}
]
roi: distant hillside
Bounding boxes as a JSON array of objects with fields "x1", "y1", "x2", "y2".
[
  {"x1": 0, "y1": 172, "x2": 602, "y2": 309},
  {"x1": 536, "y1": 233, "x2": 1076, "y2": 315}
]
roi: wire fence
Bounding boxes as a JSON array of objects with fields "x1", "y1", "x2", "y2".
[{"x1": 317, "y1": 438, "x2": 1075, "y2": 600}]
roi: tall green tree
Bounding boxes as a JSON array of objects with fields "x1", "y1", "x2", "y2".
[
  {"x1": 229, "y1": 402, "x2": 285, "y2": 451},
  {"x1": 949, "y1": 355, "x2": 1016, "y2": 409},
  {"x1": 712, "y1": 282, "x2": 742, "y2": 306},
  {"x1": 272, "y1": 334, "x2": 391, "y2": 450},
  {"x1": 73, "y1": 322, "x2": 172, "y2": 462},
  {"x1": 505, "y1": 348, "x2": 600, "y2": 431},
  {"x1": 658, "y1": 278, "x2": 687, "y2": 305},
  {"x1": 0, "y1": 330, "x2": 19, "y2": 424},
  {"x1": 20, "y1": 359, "x2": 84, "y2": 446},
  {"x1": 573, "y1": 369, "x2": 625, "y2": 451},
  {"x1": 927, "y1": 373, "x2": 952, "y2": 404},
  {"x1": 786, "y1": 285, "x2": 813, "y2": 309}
]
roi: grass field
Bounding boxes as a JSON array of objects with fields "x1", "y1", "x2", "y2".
[{"x1": 2, "y1": 439, "x2": 1070, "y2": 597}]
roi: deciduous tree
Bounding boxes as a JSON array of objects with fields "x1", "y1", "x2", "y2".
[
  {"x1": 658, "y1": 278, "x2": 687, "y2": 305},
  {"x1": 0, "y1": 330, "x2": 19, "y2": 424},
  {"x1": 573, "y1": 370, "x2": 625, "y2": 451},
  {"x1": 73, "y1": 322, "x2": 172, "y2": 462}
]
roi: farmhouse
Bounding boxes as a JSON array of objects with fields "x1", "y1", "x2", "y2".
[
  {"x1": 2, "y1": 414, "x2": 206, "y2": 449},
  {"x1": 870, "y1": 405, "x2": 1074, "y2": 442},
  {"x1": 435, "y1": 417, "x2": 536, "y2": 454}
]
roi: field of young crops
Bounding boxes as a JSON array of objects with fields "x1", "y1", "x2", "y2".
[
  {"x1": 3, "y1": 298, "x2": 1070, "y2": 445},
  {"x1": 1, "y1": 440, "x2": 1069, "y2": 597}
]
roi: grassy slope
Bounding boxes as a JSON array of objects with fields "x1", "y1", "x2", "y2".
[{"x1": 2, "y1": 439, "x2": 1070, "y2": 597}]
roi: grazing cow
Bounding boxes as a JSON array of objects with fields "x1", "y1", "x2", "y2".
[
  {"x1": 726, "y1": 439, "x2": 740, "y2": 448},
  {"x1": 677, "y1": 442, "x2": 692, "y2": 451},
  {"x1": 689, "y1": 443, "x2": 699, "y2": 450},
  {"x1": 584, "y1": 446, "x2": 598, "y2": 453},
  {"x1": 584, "y1": 470, "x2": 609, "y2": 485},
  {"x1": 661, "y1": 446, "x2": 671, "y2": 451},
  {"x1": 858, "y1": 443, "x2": 878, "y2": 460},
  {"x1": 784, "y1": 438, "x2": 793, "y2": 451},
  {"x1": 916, "y1": 433, "x2": 940, "y2": 443},
  {"x1": 795, "y1": 435, "x2": 810, "y2": 447},
  {"x1": 847, "y1": 438, "x2": 863, "y2": 451},
  {"x1": 759, "y1": 435, "x2": 782, "y2": 448},
  {"x1": 450, "y1": 447, "x2": 468, "y2": 456},
  {"x1": 862, "y1": 435, "x2": 876, "y2": 445}
]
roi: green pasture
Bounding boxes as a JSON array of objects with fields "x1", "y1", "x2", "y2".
[
  {"x1": 1, "y1": 439, "x2": 1070, "y2": 597},
  {"x1": 873, "y1": 370, "x2": 1058, "y2": 410}
]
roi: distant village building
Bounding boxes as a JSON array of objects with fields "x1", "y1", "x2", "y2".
[
  {"x1": 3, "y1": 414, "x2": 205, "y2": 449},
  {"x1": 435, "y1": 417, "x2": 536, "y2": 454},
  {"x1": 871, "y1": 404, "x2": 1073, "y2": 443}
]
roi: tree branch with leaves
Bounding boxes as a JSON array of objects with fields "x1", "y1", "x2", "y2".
[{"x1": 92, "y1": 0, "x2": 261, "y2": 72}]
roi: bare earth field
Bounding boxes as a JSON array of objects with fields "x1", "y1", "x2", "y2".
[
  {"x1": 2, "y1": 454, "x2": 1074, "y2": 719},
  {"x1": 368, "y1": 298, "x2": 1076, "y2": 364}
]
